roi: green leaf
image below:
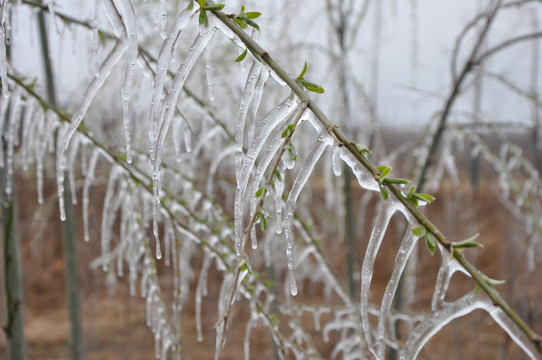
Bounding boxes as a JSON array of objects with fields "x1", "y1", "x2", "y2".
[
  {"x1": 376, "y1": 165, "x2": 391, "y2": 183},
  {"x1": 198, "y1": 0, "x2": 206, "y2": 7},
  {"x1": 244, "y1": 17, "x2": 260, "y2": 30},
  {"x1": 269, "y1": 313, "x2": 279, "y2": 327},
  {"x1": 412, "y1": 226, "x2": 427, "y2": 237},
  {"x1": 355, "y1": 143, "x2": 372, "y2": 155},
  {"x1": 187, "y1": 2, "x2": 194, "y2": 10},
  {"x1": 233, "y1": 17, "x2": 247, "y2": 28},
  {"x1": 297, "y1": 79, "x2": 325, "y2": 93},
  {"x1": 199, "y1": 9, "x2": 209, "y2": 27},
  {"x1": 235, "y1": 48, "x2": 248, "y2": 62},
  {"x1": 425, "y1": 231, "x2": 437, "y2": 255},
  {"x1": 203, "y1": 4, "x2": 225, "y2": 11},
  {"x1": 451, "y1": 233, "x2": 483, "y2": 250},
  {"x1": 255, "y1": 185, "x2": 267, "y2": 198},
  {"x1": 246, "y1": 11, "x2": 261, "y2": 19},
  {"x1": 412, "y1": 192, "x2": 436, "y2": 204},
  {"x1": 484, "y1": 276, "x2": 506, "y2": 287},
  {"x1": 379, "y1": 183, "x2": 389, "y2": 201},
  {"x1": 476, "y1": 273, "x2": 506, "y2": 294},
  {"x1": 288, "y1": 145, "x2": 297, "y2": 161},
  {"x1": 117, "y1": 151, "x2": 128, "y2": 162},
  {"x1": 263, "y1": 280, "x2": 275, "y2": 290},
  {"x1": 297, "y1": 61, "x2": 308, "y2": 79},
  {"x1": 38, "y1": 99, "x2": 50, "y2": 112},
  {"x1": 281, "y1": 124, "x2": 295, "y2": 138},
  {"x1": 259, "y1": 212, "x2": 267, "y2": 231},
  {"x1": 275, "y1": 170, "x2": 282, "y2": 182},
  {"x1": 239, "y1": 258, "x2": 248, "y2": 272},
  {"x1": 383, "y1": 177, "x2": 410, "y2": 185},
  {"x1": 98, "y1": 30, "x2": 107, "y2": 46}
]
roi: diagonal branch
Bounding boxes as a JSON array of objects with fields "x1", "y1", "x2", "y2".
[{"x1": 209, "y1": 3, "x2": 542, "y2": 354}]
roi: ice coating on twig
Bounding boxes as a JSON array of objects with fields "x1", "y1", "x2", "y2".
[
  {"x1": 234, "y1": 61, "x2": 262, "y2": 181},
  {"x1": 0, "y1": 20, "x2": 9, "y2": 98},
  {"x1": 117, "y1": 0, "x2": 138, "y2": 164},
  {"x1": 487, "y1": 303, "x2": 541, "y2": 359},
  {"x1": 46, "y1": 0, "x2": 61, "y2": 33},
  {"x1": 148, "y1": 8, "x2": 194, "y2": 136},
  {"x1": 205, "y1": 43, "x2": 215, "y2": 101},
  {"x1": 92, "y1": 0, "x2": 102, "y2": 75},
  {"x1": 20, "y1": 100, "x2": 36, "y2": 171},
  {"x1": 282, "y1": 132, "x2": 333, "y2": 295},
  {"x1": 233, "y1": 97, "x2": 297, "y2": 255},
  {"x1": 360, "y1": 199, "x2": 399, "y2": 355},
  {"x1": 374, "y1": 222, "x2": 418, "y2": 358},
  {"x1": 400, "y1": 293, "x2": 487, "y2": 360},
  {"x1": 340, "y1": 147, "x2": 380, "y2": 192},
  {"x1": 150, "y1": 24, "x2": 215, "y2": 248},
  {"x1": 57, "y1": 38, "x2": 128, "y2": 220},
  {"x1": 431, "y1": 246, "x2": 470, "y2": 311},
  {"x1": 4, "y1": 87, "x2": 21, "y2": 196},
  {"x1": 159, "y1": 0, "x2": 167, "y2": 39}
]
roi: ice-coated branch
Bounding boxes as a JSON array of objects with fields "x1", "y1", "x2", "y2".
[
  {"x1": 208, "y1": 4, "x2": 542, "y2": 354},
  {"x1": 10, "y1": 72, "x2": 331, "y2": 360}
]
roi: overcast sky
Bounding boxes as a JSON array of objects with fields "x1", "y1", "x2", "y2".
[{"x1": 10, "y1": 0, "x2": 542, "y2": 129}]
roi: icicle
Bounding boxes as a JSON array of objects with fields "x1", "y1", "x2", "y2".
[
  {"x1": 339, "y1": 148, "x2": 379, "y2": 192},
  {"x1": 159, "y1": 0, "x2": 167, "y2": 39},
  {"x1": 205, "y1": 43, "x2": 215, "y2": 101},
  {"x1": 215, "y1": 273, "x2": 235, "y2": 360},
  {"x1": 400, "y1": 293, "x2": 487, "y2": 360},
  {"x1": 246, "y1": 124, "x2": 290, "y2": 249},
  {"x1": 46, "y1": 0, "x2": 61, "y2": 33},
  {"x1": 163, "y1": 220, "x2": 171, "y2": 267},
  {"x1": 190, "y1": 125, "x2": 226, "y2": 167},
  {"x1": 57, "y1": 39, "x2": 128, "y2": 219},
  {"x1": 247, "y1": 69, "x2": 270, "y2": 142},
  {"x1": 21, "y1": 100, "x2": 36, "y2": 171},
  {"x1": 56, "y1": 125, "x2": 69, "y2": 221},
  {"x1": 117, "y1": 0, "x2": 138, "y2": 164},
  {"x1": 234, "y1": 61, "x2": 262, "y2": 181},
  {"x1": 282, "y1": 133, "x2": 333, "y2": 295},
  {"x1": 183, "y1": 126, "x2": 192, "y2": 152},
  {"x1": 244, "y1": 317, "x2": 255, "y2": 360},
  {"x1": 67, "y1": 137, "x2": 79, "y2": 205},
  {"x1": 374, "y1": 223, "x2": 418, "y2": 358},
  {"x1": 92, "y1": 0, "x2": 102, "y2": 75},
  {"x1": 172, "y1": 115, "x2": 182, "y2": 160},
  {"x1": 4, "y1": 87, "x2": 21, "y2": 196},
  {"x1": 101, "y1": 166, "x2": 122, "y2": 270},
  {"x1": 83, "y1": 150, "x2": 101, "y2": 241},
  {"x1": 207, "y1": 145, "x2": 235, "y2": 194},
  {"x1": 195, "y1": 252, "x2": 213, "y2": 342},
  {"x1": 274, "y1": 167, "x2": 285, "y2": 234},
  {"x1": 150, "y1": 26, "x2": 215, "y2": 247},
  {"x1": 360, "y1": 200, "x2": 398, "y2": 356},
  {"x1": 148, "y1": 7, "x2": 194, "y2": 147},
  {"x1": 0, "y1": 24, "x2": 8, "y2": 97},
  {"x1": 233, "y1": 98, "x2": 297, "y2": 256},
  {"x1": 331, "y1": 143, "x2": 342, "y2": 176},
  {"x1": 103, "y1": 0, "x2": 125, "y2": 36},
  {"x1": 35, "y1": 112, "x2": 53, "y2": 204},
  {"x1": 487, "y1": 302, "x2": 541, "y2": 359}
]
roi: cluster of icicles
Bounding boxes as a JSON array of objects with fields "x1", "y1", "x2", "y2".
[{"x1": 0, "y1": 0, "x2": 539, "y2": 359}]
